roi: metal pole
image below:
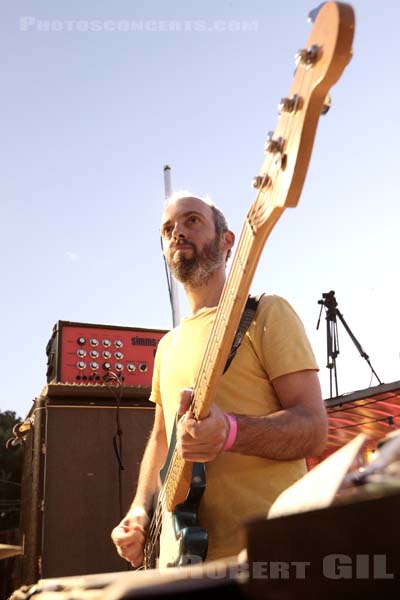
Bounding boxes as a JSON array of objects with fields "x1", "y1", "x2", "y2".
[{"x1": 163, "y1": 165, "x2": 180, "y2": 327}]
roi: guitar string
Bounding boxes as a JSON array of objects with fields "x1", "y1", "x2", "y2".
[
  {"x1": 145, "y1": 63, "x2": 313, "y2": 563},
  {"x1": 196, "y1": 56, "x2": 315, "y2": 412},
  {"x1": 144, "y1": 223, "x2": 259, "y2": 563},
  {"x1": 187, "y1": 79, "x2": 305, "y2": 415},
  {"x1": 203, "y1": 47, "x2": 323, "y2": 410},
  {"x1": 145, "y1": 55, "x2": 313, "y2": 555},
  {"x1": 187, "y1": 63, "x2": 309, "y2": 419},
  {"x1": 144, "y1": 167, "x2": 282, "y2": 561},
  {"x1": 146, "y1": 213, "x2": 258, "y2": 557},
  {"x1": 144, "y1": 244, "x2": 252, "y2": 559},
  {"x1": 143, "y1": 187, "x2": 265, "y2": 557},
  {"x1": 145, "y1": 197, "x2": 270, "y2": 554},
  {"x1": 188, "y1": 203, "x2": 268, "y2": 415},
  {"x1": 145, "y1": 59, "x2": 313, "y2": 564},
  {"x1": 144, "y1": 214, "x2": 273, "y2": 561}
]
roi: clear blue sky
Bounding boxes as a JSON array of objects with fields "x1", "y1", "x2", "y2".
[{"x1": 1, "y1": 0, "x2": 399, "y2": 419}]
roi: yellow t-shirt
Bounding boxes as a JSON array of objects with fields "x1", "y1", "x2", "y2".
[{"x1": 150, "y1": 294, "x2": 318, "y2": 560}]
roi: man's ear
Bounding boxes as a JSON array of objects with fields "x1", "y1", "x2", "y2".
[{"x1": 221, "y1": 230, "x2": 235, "y2": 254}]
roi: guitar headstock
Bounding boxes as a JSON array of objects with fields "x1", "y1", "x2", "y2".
[{"x1": 248, "y1": 2, "x2": 355, "y2": 232}]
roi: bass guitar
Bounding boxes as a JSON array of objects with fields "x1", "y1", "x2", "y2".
[{"x1": 144, "y1": 1, "x2": 355, "y2": 569}]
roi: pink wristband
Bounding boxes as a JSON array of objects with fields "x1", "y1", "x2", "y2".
[{"x1": 223, "y1": 413, "x2": 237, "y2": 451}]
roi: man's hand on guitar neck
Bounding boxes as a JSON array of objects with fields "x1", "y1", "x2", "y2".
[
  {"x1": 176, "y1": 371, "x2": 328, "y2": 462},
  {"x1": 176, "y1": 388, "x2": 231, "y2": 462},
  {"x1": 111, "y1": 506, "x2": 149, "y2": 568}
]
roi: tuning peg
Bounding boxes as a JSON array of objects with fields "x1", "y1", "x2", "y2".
[
  {"x1": 321, "y1": 94, "x2": 331, "y2": 115},
  {"x1": 279, "y1": 94, "x2": 299, "y2": 114},
  {"x1": 295, "y1": 44, "x2": 319, "y2": 68},
  {"x1": 263, "y1": 131, "x2": 274, "y2": 152},
  {"x1": 308, "y1": 3, "x2": 326, "y2": 24},
  {"x1": 252, "y1": 174, "x2": 270, "y2": 190},
  {"x1": 264, "y1": 135, "x2": 284, "y2": 154}
]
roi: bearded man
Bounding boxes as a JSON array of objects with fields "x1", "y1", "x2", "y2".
[{"x1": 111, "y1": 192, "x2": 327, "y2": 566}]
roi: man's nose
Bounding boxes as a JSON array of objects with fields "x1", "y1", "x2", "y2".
[{"x1": 172, "y1": 222, "x2": 186, "y2": 239}]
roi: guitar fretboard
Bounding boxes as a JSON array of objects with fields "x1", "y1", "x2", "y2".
[
  {"x1": 160, "y1": 0, "x2": 355, "y2": 512},
  {"x1": 164, "y1": 201, "x2": 284, "y2": 510}
]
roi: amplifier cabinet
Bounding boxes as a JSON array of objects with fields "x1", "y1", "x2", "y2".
[
  {"x1": 17, "y1": 392, "x2": 155, "y2": 584},
  {"x1": 46, "y1": 320, "x2": 168, "y2": 388}
]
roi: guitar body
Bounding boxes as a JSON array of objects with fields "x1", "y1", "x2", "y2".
[
  {"x1": 159, "y1": 463, "x2": 208, "y2": 568},
  {"x1": 144, "y1": 435, "x2": 208, "y2": 568}
]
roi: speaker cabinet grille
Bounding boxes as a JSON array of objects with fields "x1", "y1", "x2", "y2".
[{"x1": 18, "y1": 394, "x2": 154, "y2": 582}]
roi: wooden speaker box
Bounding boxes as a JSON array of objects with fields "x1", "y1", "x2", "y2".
[{"x1": 17, "y1": 387, "x2": 155, "y2": 584}]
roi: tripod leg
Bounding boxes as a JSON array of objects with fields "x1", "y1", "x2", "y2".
[
  {"x1": 325, "y1": 313, "x2": 340, "y2": 398},
  {"x1": 332, "y1": 320, "x2": 340, "y2": 396},
  {"x1": 336, "y1": 308, "x2": 383, "y2": 385},
  {"x1": 333, "y1": 360, "x2": 339, "y2": 397}
]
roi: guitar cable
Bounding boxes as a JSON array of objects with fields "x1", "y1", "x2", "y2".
[{"x1": 102, "y1": 372, "x2": 125, "y2": 520}]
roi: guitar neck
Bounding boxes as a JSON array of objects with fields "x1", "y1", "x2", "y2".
[
  {"x1": 161, "y1": 1, "x2": 355, "y2": 512},
  {"x1": 163, "y1": 203, "x2": 284, "y2": 511},
  {"x1": 192, "y1": 204, "x2": 284, "y2": 419}
]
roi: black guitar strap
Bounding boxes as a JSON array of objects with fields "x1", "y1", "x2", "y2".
[{"x1": 223, "y1": 293, "x2": 264, "y2": 375}]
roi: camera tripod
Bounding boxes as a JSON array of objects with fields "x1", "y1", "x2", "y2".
[{"x1": 316, "y1": 290, "x2": 382, "y2": 398}]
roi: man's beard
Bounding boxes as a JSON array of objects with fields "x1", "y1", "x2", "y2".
[{"x1": 167, "y1": 235, "x2": 224, "y2": 288}]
